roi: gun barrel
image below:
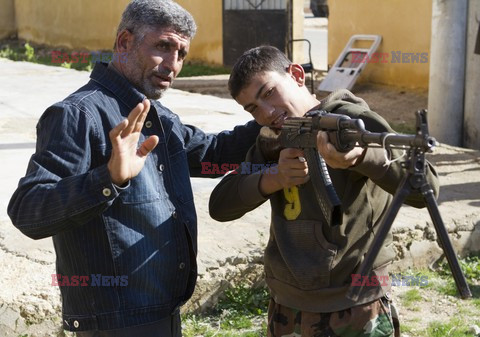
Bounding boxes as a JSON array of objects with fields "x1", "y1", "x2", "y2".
[{"x1": 342, "y1": 131, "x2": 436, "y2": 151}]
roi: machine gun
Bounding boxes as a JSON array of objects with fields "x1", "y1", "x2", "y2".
[
  {"x1": 279, "y1": 109, "x2": 472, "y2": 300},
  {"x1": 278, "y1": 110, "x2": 362, "y2": 226}
]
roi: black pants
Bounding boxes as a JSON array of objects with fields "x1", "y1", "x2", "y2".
[{"x1": 75, "y1": 312, "x2": 181, "y2": 337}]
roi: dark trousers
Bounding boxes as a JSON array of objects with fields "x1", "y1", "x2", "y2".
[{"x1": 75, "y1": 312, "x2": 181, "y2": 337}]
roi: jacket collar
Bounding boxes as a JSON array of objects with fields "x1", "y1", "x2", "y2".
[{"x1": 90, "y1": 62, "x2": 146, "y2": 113}]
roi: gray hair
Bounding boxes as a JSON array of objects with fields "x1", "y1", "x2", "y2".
[{"x1": 115, "y1": 0, "x2": 197, "y2": 48}]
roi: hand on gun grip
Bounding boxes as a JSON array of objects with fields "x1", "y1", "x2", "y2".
[
  {"x1": 276, "y1": 148, "x2": 310, "y2": 188},
  {"x1": 316, "y1": 131, "x2": 365, "y2": 169},
  {"x1": 259, "y1": 148, "x2": 310, "y2": 196}
]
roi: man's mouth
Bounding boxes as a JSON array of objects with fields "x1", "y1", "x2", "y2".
[
  {"x1": 271, "y1": 112, "x2": 287, "y2": 128},
  {"x1": 153, "y1": 74, "x2": 172, "y2": 88}
]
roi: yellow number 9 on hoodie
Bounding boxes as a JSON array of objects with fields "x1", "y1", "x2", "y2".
[{"x1": 283, "y1": 186, "x2": 301, "y2": 220}]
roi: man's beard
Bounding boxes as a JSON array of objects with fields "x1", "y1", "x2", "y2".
[
  {"x1": 124, "y1": 51, "x2": 170, "y2": 100},
  {"x1": 140, "y1": 75, "x2": 167, "y2": 100}
]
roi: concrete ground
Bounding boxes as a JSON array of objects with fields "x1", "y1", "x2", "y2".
[{"x1": 0, "y1": 58, "x2": 479, "y2": 336}]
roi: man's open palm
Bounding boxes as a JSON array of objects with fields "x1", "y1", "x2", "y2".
[{"x1": 108, "y1": 99, "x2": 159, "y2": 185}]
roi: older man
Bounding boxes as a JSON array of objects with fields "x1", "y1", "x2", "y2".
[{"x1": 7, "y1": 1, "x2": 260, "y2": 336}]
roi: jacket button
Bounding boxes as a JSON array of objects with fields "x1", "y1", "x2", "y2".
[
  {"x1": 102, "y1": 188, "x2": 112, "y2": 197},
  {"x1": 179, "y1": 262, "x2": 185, "y2": 270},
  {"x1": 73, "y1": 320, "x2": 79, "y2": 328},
  {"x1": 158, "y1": 164, "x2": 164, "y2": 172},
  {"x1": 145, "y1": 121, "x2": 153, "y2": 128},
  {"x1": 172, "y1": 211, "x2": 177, "y2": 219}
]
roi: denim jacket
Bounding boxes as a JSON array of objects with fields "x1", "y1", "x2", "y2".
[{"x1": 7, "y1": 62, "x2": 260, "y2": 331}]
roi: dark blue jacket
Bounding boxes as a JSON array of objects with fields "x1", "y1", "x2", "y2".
[{"x1": 8, "y1": 62, "x2": 260, "y2": 331}]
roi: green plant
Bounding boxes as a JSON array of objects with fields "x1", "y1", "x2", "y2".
[
  {"x1": 220, "y1": 314, "x2": 252, "y2": 330},
  {"x1": 182, "y1": 284, "x2": 268, "y2": 337},
  {"x1": 437, "y1": 255, "x2": 480, "y2": 283},
  {"x1": 427, "y1": 318, "x2": 476, "y2": 337},
  {"x1": 0, "y1": 45, "x2": 16, "y2": 60},
  {"x1": 178, "y1": 61, "x2": 230, "y2": 77},
  {"x1": 400, "y1": 288, "x2": 423, "y2": 309},
  {"x1": 182, "y1": 314, "x2": 217, "y2": 337},
  {"x1": 24, "y1": 42, "x2": 36, "y2": 62},
  {"x1": 217, "y1": 283, "x2": 269, "y2": 316},
  {"x1": 399, "y1": 321, "x2": 417, "y2": 334}
]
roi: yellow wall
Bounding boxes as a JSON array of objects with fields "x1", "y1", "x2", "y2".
[
  {"x1": 291, "y1": 0, "x2": 305, "y2": 64},
  {"x1": 11, "y1": 0, "x2": 222, "y2": 63},
  {"x1": 2, "y1": 0, "x2": 302, "y2": 66},
  {"x1": 328, "y1": 0, "x2": 432, "y2": 90},
  {"x1": 178, "y1": 0, "x2": 304, "y2": 65},
  {"x1": 14, "y1": 0, "x2": 128, "y2": 50},
  {"x1": 176, "y1": 0, "x2": 223, "y2": 65},
  {"x1": 0, "y1": 0, "x2": 16, "y2": 39}
]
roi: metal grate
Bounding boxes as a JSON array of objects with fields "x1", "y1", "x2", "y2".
[{"x1": 224, "y1": 0, "x2": 286, "y2": 10}]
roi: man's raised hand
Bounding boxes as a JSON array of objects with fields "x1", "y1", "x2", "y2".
[{"x1": 108, "y1": 99, "x2": 159, "y2": 186}]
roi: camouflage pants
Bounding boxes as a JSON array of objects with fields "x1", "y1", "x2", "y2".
[{"x1": 267, "y1": 296, "x2": 400, "y2": 337}]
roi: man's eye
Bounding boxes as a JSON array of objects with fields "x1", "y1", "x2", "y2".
[
  {"x1": 264, "y1": 88, "x2": 274, "y2": 98},
  {"x1": 158, "y1": 43, "x2": 170, "y2": 51},
  {"x1": 178, "y1": 50, "x2": 187, "y2": 60},
  {"x1": 247, "y1": 106, "x2": 257, "y2": 114}
]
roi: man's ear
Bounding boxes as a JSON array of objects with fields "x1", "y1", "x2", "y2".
[
  {"x1": 288, "y1": 64, "x2": 306, "y2": 87},
  {"x1": 115, "y1": 29, "x2": 134, "y2": 53}
]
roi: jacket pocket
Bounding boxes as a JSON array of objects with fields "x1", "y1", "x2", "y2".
[
  {"x1": 265, "y1": 215, "x2": 337, "y2": 290},
  {"x1": 118, "y1": 157, "x2": 163, "y2": 204}
]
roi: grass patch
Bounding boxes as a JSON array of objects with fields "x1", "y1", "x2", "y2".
[
  {"x1": 427, "y1": 317, "x2": 477, "y2": 337},
  {"x1": 436, "y1": 255, "x2": 480, "y2": 282},
  {"x1": 182, "y1": 283, "x2": 269, "y2": 337},
  {"x1": 399, "y1": 288, "x2": 423, "y2": 309},
  {"x1": 391, "y1": 122, "x2": 416, "y2": 134},
  {"x1": 432, "y1": 255, "x2": 480, "y2": 296},
  {"x1": 400, "y1": 321, "x2": 417, "y2": 334},
  {"x1": 178, "y1": 61, "x2": 230, "y2": 78}
]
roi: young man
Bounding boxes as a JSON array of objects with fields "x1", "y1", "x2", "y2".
[
  {"x1": 7, "y1": 1, "x2": 259, "y2": 336},
  {"x1": 209, "y1": 45, "x2": 439, "y2": 337}
]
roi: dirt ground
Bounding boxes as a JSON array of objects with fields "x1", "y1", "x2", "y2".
[{"x1": 337, "y1": 82, "x2": 427, "y2": 132}]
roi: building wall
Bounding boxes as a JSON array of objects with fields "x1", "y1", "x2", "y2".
[
  {"x1": 14, "y1": 0, "x2": 128, "y2": 50},
  {"x1": 328, "y1": 0, "x2": 432, "y2": 90},
  {"x1": 0, "y1": 0, "x2": 16, "y2": 39},
  {"x1": 176, "y1": 0, "x2": 223, "y2": 64},
  {"x1": 2, "y1": 0, "x2": 302, "y2": 66},
  {"x1": 12, "y1": 0, "x2": 219, "y2": 62},
  {"x1": 462, "y1": 0, "x2": 480, "y2": 149}
]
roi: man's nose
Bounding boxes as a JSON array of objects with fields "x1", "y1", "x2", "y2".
[
  {"x1": 162, "y1": 52, "x2": 181, "y2": 73},
  {"x1": 259, "y1": 103, "x2": 275, "y2": 117}
]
